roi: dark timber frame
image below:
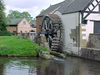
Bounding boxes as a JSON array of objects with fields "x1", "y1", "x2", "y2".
[{"x1": 81, "y1": 0, "x2": 100, "y2": 24}]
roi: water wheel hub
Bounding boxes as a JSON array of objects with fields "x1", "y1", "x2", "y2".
[{"x1": 40, "y1": 14, "x2": 63, "y2": 52}]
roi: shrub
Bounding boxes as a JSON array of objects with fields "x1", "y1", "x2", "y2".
[{"x1": 0, "y1": 30, "x2": 11, "y2": 36}]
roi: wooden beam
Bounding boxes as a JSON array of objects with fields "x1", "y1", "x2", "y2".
[
  {"x1": 84, "y1": 11, "x2": 100, "y2": 13},
  {"x1": 91, "y1": 3, "x2": 95, "y2": 7},
  {"x1": 82, "y1": 0, "x2": 94, "y2": 12},
  {"x1": 88, "y1": 7, "x2": 91, "y2": 11},
  {"x1": 83, "y1": 1, "x2": 100, "y2": 19},
  {"x1": 95, "y1": 0, "x2": 99, "y2": 3}
]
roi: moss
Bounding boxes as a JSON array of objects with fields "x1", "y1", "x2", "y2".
[
  {"x1": 50, "y1": 51, "x2": 66, "y2": 58},
  {"x1": 94, "y1": 52, "x2": 97, "y2": 55}
]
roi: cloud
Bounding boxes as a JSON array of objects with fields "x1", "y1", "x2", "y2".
[
  {"x1": 4, "y1": 0, "x2": 64, "y2": 18},
  {"x1": 5, "y1": 0, "x2": 49, "y2": 9}
]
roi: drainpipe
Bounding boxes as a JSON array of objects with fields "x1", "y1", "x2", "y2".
[{"x1": 78, "y1": 12, "x2": 80, "y2": 56}]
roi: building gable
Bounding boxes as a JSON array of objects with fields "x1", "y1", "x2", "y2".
[
  {"x1": 36, "y1": 1, "x2": 64, "y2": 17},
  {"x1": 17, "y1": 18, "x2": 31, "y2": 33}
]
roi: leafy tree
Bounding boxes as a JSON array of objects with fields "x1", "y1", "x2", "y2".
[
  {"x1": 7, "y1": 10, "x2": 21, "y2": 18},
  {"x1": 32, "y1": 18, "x2": 36, "y2": 22},
  {"x1": 21, "y1": 11, "x2": 33, "y2": 21},
  {"x1": 40, "y1": 9, "x2": 45, "y2": 13},
  {"x1": 0, "y1": 0, "x2": 11, "y2": 36},
  {"x1": 7, "y1": 10, "x2": 33, "y2": 21},
  {"x1": 0, "y1": 0, "x2": 6, "y2": 30}
]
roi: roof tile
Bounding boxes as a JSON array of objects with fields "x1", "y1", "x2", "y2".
[{"x1": 6, "y1": 18, "x2": 24, "y2": 25}]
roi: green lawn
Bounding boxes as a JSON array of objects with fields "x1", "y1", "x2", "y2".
[{"x1": 0, "y1": 36, "x2": 48, "y2": 56}]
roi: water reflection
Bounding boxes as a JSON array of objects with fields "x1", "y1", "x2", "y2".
[
  {"x1": 64, "y1": 57, "x2": 100, "y2": 75},
  {"x1": 0, "y1": 57, "x2": 100, "y2": 75}
]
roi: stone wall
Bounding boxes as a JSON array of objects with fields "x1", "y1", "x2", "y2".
[
  {"x1": 81, "y1": 48, "x2": 100, "y2": 61},
  {"x1": 88, "y1": 34, "x2": 100, "y2": 48},
  {"x1": 34, "y1": 34, "x2": 50, "y2": 50},
  {"x1": 18, "y1": 32, "x2": 36, "y2": 40}
]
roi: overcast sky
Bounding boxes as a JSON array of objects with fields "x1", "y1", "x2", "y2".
[{"x1": 4, "y1": 0, "x2": 64, "y2": 19}]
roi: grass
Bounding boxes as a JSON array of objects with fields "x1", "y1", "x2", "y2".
[{"x1": 0, "y1": 36, "x2": 48, "y2": 56}]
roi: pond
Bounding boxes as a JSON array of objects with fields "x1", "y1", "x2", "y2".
[{"x1": 0, "y1": 56, "x2": 100, "y2": 75}]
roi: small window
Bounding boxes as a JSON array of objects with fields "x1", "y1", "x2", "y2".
[
  {"x1": 13, "y1": 31, "x2": 16, "y2": 33},
  {"x1": 23, "y1": 21, "x2": 26, "y2": 25},
  {"x1": 20, "y1": 31, "x2": 22, "y2": 33}
]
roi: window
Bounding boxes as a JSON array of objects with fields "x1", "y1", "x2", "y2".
[
  {"x1": 13, "y1": 31, "x2": 16, "y2": 33},
  {"x1": 94, "y1": 21, "x2": 100, "y2": 33},
  {"x1": 20, "y1": 31, "x2": 22, "y2": 33},
  {"x1": 23, "y1": 21, "x2": 26, "y2": 25}
]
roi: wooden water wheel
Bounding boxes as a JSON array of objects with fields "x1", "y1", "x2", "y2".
[{"x1": 40, "y1": 14, "x2": 63, "y2": 52}]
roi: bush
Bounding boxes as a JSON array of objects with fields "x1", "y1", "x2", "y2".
[{"x1": 0, "y1": 30, "x2": 11, "y2": 36}]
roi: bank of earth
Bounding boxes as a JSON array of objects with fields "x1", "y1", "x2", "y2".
[{"x1": 0, "y1": 36, "x2": 48, "y2": 57}]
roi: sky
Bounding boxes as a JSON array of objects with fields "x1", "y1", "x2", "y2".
[{"x1": 4, "y1": 0, "x2": 64, "y2": 19}]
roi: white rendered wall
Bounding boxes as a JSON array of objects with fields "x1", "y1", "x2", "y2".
[
  {"x1": 86, "y1": 21, "x2": 94, "y2": 41},
  {"x1": 54, "y1": 11, "x2": 79, "y2": 55}
]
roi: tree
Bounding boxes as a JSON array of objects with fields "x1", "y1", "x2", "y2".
[
  {"x1": 7, "y1": 10, "x2": 21, "y2": 18},
  {"x1": 0, "y1": 0, "x2": 11, "y2": 36},
  {"x1": 0, "y1": 0, "x2": 6, "y2": 30},
  {"x1": 40, "y1": 9, "x2": 45, "y2": 13},
  {"x1": 32, "y1": 18, "x2": 36, "y2": 22},
  {"x1": 7, "y1": 10, "x2": 33, "y2": 21},
  {"x1": 21, "y1": 11, "x2": 33, "y2": 21}
]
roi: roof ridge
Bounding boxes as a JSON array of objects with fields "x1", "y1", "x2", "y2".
[
  {"x1": 50, "y1": 1, "x2": 65, "y2": 6},
  {"x1": 63, "y1": 0, "x2": 75, "y2": 14},
  {"x1": 7, "y1": 17, "x2": 24, "y2": 19},
  {"x1": 36, "y1": 1, "x2": 64, "y2": 17}
]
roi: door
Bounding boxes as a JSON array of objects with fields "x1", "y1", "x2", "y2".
[{"x1": 94, "y1": 21, "x2": 100, "y2": 33}]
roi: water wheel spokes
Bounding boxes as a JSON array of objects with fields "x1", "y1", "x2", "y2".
[{"x1": 40, "y1": 14, "x2": 63, "y2": 52}]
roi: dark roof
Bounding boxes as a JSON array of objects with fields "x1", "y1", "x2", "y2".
[
  {"x1": 6, "y1": 18, "x2": 24, "y2": 25},
  {"x1": 29, "y1": 21, "x2": 36, "y2": 27},
  {"x1": 36, "y1": 1, "x2": 64, "y2": 17},
  {"x1": 58, "y1": 0, "x2": 92, "y2": 14},
  {"x1": 36, "y1": 0, "x2": 92, "y2": 17}
]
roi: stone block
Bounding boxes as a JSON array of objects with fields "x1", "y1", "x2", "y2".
[{"x1": 81, "y1": 48, "x2": 100, "y2": 61}]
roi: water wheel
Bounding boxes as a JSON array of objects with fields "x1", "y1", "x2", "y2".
[{"x1": 40, "y1": 14, "x2": 63, "y2": 52}]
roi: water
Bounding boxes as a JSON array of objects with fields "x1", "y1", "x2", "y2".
[{"x1": 0, "y1": 56, "x2": 100, "y2": 75}]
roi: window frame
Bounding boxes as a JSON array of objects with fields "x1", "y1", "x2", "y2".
[{"x1": 23, "y1": 21, "x2": 26, "y2": 25}]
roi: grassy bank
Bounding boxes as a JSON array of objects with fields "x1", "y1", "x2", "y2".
[{"x1": 0, "y1": 36, "x2": 48, "y2": 56}]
